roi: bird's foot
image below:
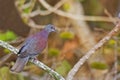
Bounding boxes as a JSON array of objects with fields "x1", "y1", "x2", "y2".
[{"x1": 29, "y1": 57, "x2": 38, "y2": 61}]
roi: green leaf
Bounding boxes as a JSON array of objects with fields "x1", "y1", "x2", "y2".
[
  {"x1": 0, "y1": 30, "x2": 17, "y2": 41},
  {"x1": 3, "y1": 49, "x2": 11, "y2": 54},
  {"x1": 23, "y1": 7, "x2": 31, "y2": 14},
  {"x1": 62, "y1": 3, "x2": 71, "y2": 11},
  {"x1": 0, "y1": 33, "x2": 6, "y2": 41},
  {"x1": 48, "y1": 48, "x2": 60, "y2": 57},
  {"x1": 91, "y1": 62, "x2": 108, "y2": 70},
  {"x1": 60, "y1": 32, "x2": 74, "y2": 40},
  {"x1": 5, "y1": 30, "x2": 17, "y2": 41},
  {"x1": 108, "y1": 39, "x2": 116, "y2": 45},
  {"x1": 55, "y1": 60, "x2": 71, "y2": 76}
]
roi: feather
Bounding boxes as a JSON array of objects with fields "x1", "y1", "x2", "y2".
[{"x1": 11, "y1": 57, "x2": 29, "y2": 72}]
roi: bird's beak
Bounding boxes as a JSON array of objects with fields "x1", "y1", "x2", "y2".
[{"x1": 52, "y1": 27, "x2": 57, "y2": 32}]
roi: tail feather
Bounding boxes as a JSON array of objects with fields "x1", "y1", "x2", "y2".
[{"x1": 11, "y1": 57, "x2": 29, "y2": 73}]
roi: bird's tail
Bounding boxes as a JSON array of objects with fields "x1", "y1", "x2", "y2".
[{"x1": 11, "y1": 57, "x2": 29, "y2": 73}]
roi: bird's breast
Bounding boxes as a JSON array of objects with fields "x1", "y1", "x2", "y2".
[{"x1": 34, "y1": 38, "x2": 47, "y2": 53}]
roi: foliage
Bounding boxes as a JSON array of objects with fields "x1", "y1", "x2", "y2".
[
  {"x1": 108, "y1": 39, "x2": 116, "y2": 46},
  {"x1": 0, "y1": 30, "x2": 17, "y2": 41},
  {"x1": 62, "y1": 3, "x2": 71, "y2": 11},
  {"x1": 91, "y1": 62, "x2": 108, "y2": 70},
  {"x1": 48, "y1": 48, "x2": 60, "y2": 57},
  {"x1": 3, "y1": 49, "x2": 11, "y2": 54},
  {"x1": 60, "y1": 32, "x2": 74, "y2": 40},
  {"x1": 23, "y1": 7, "x2": 31, "y2": 14}
]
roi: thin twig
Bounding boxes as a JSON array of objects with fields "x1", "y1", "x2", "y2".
[
  {"x1": 38, "y1": 0, "x2": 118, "y2": 22},
  {"x1": 0, "y1": 40, "x2": 65, "y2": 80},
  {"x1": 30, "y1": 0, "x2": 68, "y2": 16},
  {"x1": 104, "y1": 9, "x2": 117, "y2": 24},
  {"x1": 66, "y1": 21, "x2": 120, "y2": 80}
]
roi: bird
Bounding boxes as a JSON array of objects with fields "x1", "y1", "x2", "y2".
[{"x1": 11, "y1": 24, "x2": 56, "y2": 73}]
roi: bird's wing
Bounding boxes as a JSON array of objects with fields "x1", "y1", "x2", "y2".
[
  {"x1": 18, "y1": 37, "x2": 31, "y2": 54},
  {"x1": 18, "y1": 45, "x2": 26, "y2": 54},
  {"x1": 18, "y1": 37, "x2": 33, "y2": 58}
]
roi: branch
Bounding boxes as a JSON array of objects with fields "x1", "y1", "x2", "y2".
[
  {"x1": 38, "y1": 0, "x2": 118, "y2": 22},
  {"x1": 0, "y1": 40, "x2": 65, "y2": 80},
  {"x1": 30, "y1": 0, "x2": 68, "y2": 16},
  {"x1": 66, "y1": 21, "x2": 120, "y2": 80}
]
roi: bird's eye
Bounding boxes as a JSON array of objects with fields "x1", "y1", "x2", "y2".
[{"x1": 51, "y1": 27, "x2": 54, "y2": 29}]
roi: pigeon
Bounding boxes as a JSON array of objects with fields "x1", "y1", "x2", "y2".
[{"x1": 11, "y1": 24, "x2": 56, "y2": 72}]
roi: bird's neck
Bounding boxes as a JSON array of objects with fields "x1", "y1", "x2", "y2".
[{"x1": 39, "y1": 29, "x2": 50, "y2": 38}]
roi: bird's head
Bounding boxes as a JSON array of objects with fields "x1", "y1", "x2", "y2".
[{"x1": 45, "y1": 24, "x2": 56, "y2": 33}]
